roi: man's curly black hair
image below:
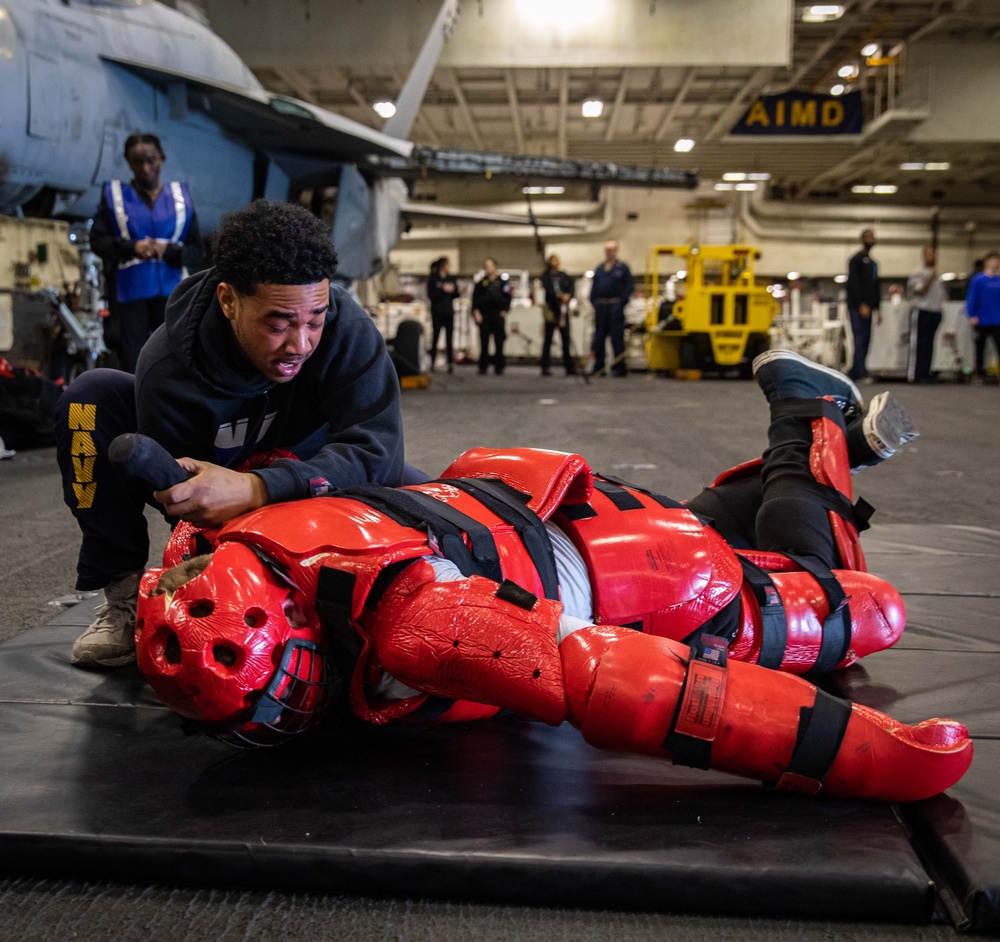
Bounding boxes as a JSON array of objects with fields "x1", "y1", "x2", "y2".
[{"x1": 212, "y1": 199, "x2": 338, "y2": 295}]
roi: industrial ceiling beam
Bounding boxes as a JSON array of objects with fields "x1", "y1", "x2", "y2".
[
  {"x1": 654, "y1": 66, "x2": 696, "y2": 141},
  {"x1": 557, "y1": 71, "x2": 568, "y2": 158},
  {"x1": 505, "y1": 69, "x2": 525, "y2": 151},
  {"x1": 450, "y1": 69, "x2": 484, "y2": 149},
  {"x1": 603, "y1": 70, "x2": 630, "y2": 142}
]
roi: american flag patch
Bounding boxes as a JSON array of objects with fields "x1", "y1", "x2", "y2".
[{"x1": 309, "y1": 476, "x2": 332, "y2": 497}]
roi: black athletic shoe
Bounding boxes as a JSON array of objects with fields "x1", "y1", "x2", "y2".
[
  {"x1": 753, "y1": 348, "x2": 863, "y2": 412},
  {"x1": 848, "y1": 391, "x2": 919, "y2": 471}
]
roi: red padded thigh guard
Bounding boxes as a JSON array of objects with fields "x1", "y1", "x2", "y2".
[{"x1": 371, "y1": 565, "x2": 568, "y2": 725}]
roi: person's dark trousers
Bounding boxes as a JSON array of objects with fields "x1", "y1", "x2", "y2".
[
  {"x1": 430, "y1": 314, "x2": 454, "y2": 370},
  {"x1": 685, "y1": 400, "x2": 846, "y2": 569},
  {"x1": 610, "y1": 305, "x2": 627, "y2": 375},
  {"x1": 114, "y1": 296, "x2": 168, "y2": 374},
  {"x1": 55, "y1": 369, "x2": 153, "y2": 590},
  {"x1": 847, "y1": 306, "x2": 873, "y2": 380},
  {"x1": 909, "y1": 308, "x2": 942, "y2": 383},
  {"x1": 973, "y1": 325, "x2": 1000, "y2": 377},
  {"x1": 541, "y1": 320, "x2": 576, "y2": 374},
  {"x1": 477, "y1": 313, "x2": 506, "y2": 374}
]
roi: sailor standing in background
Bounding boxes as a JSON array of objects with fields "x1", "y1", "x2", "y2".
[
  {"x1": 905, "y1": 245, "x2": 944, "y2": 384},
  {"x1": 845, "y1": 228, "x2": 881, "y2": 383},
  {"x1": 588, "y1": 240, "x2": 634, "y2": 377},
  {"x1": 91, "y1": 133, "x2": 204, "y2": 373},
  {"x1": 471, "y1": 258, "x2": 512, "y2": 375}
]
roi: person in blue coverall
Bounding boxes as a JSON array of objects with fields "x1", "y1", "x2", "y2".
[{"x1": 589, "y1": 240, "x2": 634, "y2": 377}]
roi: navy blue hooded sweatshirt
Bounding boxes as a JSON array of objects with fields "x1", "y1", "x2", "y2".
[{"x1": 135, "y1": 268, "x2": 404, "y2": 502}]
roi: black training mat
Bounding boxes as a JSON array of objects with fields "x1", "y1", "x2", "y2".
[{"x1": 0, "y1": 524, "x2": 996, "y2": 931}]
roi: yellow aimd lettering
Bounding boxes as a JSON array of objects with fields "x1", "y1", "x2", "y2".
[
  {"x1": 68, "y1": 402, "x2": 96, "y2": 431},
  {"x1": 73, "y1": 481, "x2": 97, "y2": 510},
  {"x1": 745, "y1": 99, "x2": 770, "y2": 127},
  {"x1": 791, "y1": 99, "x2": 817, "y2": 126},
  {"x1": 72, "y1": 455, "x2": 97, "y2": 483},
  {"x1": 776, "y1": 99, "x2": 785, "y2": 126},
  {"x1": 822, "y1": 100, "x2": 844, "y2": 127},
  {"x1": 71, "y1": 430, "x2": 97, "y2": 457}
]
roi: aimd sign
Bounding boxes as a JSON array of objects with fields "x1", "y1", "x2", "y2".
[{"x1": 731, "y1": 90, "x2": 864, "y2": 136}]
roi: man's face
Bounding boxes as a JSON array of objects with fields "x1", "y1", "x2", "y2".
[
  {"x1": 217, "y1": 281, "x2": 330, "y2": 383},
  {"x1": 986, "y1": 255, "x2": 1000, "y2": 275},
  {"x1": 861, "y1": 230, "x2": 876, "y2": 249},
  {"x1": 126, "y1": 143, "x2": 164, "y2": 191},
  {"x1": 604, "y1": 241, "x2": 618, "y2": 262},
  {"x1": 484, "y1": 259, "x2": 497, "y2": 277},
  {"x1": 549, "y1": 255, "x2": 560, "y2": 270}
]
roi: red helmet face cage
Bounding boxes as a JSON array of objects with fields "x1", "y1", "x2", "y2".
[{"x1": 136, "y1": 541, "x2": 330, "y2": 747}]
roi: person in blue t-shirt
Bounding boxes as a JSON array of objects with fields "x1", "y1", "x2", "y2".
[
  {"x1": 965, "y1": 251, "x2": 1000, "y2": 382},
  {"x1": 91, "y1": 133, "x2": 204, "y2": 372}
]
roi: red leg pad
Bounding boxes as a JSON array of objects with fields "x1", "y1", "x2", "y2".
[{"x1": 729, "y1": 568, "x2": 906, "y2": 672}]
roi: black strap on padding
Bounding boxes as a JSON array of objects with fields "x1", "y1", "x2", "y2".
[
  {"x1": 663, "y1": 633, "x2": 728, "y2": 770},
  {"x1": 596, "y1": 474, "x2": 686, "y2": 511},
  {"x1": 315, "y1": 566, "x2": 364, "y2": 675},
  {"x1": 593, "y1": 479, "x2": 644, "y2": 510},
  {"x1": 340, "y1": 484, "x2": 501, "y2": 583},
  {"x1": 737, "y1": 557, "x2": 788, "y2": 669},
  {"x1": 784, "y1": 553, "x2": 852, "y2": 674},
  {"x1": 558, "y1": 502, "x2": 597, "y2": 521},
  {"x1": 681, "y1": 591, "x2": 742, "y2": 646},
  {"x1": 447, "y1": 478, "x2": 560, "y2": 601},
  {"x1": 496, "y1": 579, "x2": 538, "y2": 611},
  {"x1": 784, "y1": 688, "x2": 852, "y2": 786}
]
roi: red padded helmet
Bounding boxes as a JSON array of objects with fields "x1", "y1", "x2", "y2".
[{"x1": 136, "y1": 541, "x2": 330, "y2": 747}]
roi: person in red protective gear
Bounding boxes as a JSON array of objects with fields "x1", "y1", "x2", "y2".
[{"x1": 134, "y1": 351, "x2": 968, "y2": 802}]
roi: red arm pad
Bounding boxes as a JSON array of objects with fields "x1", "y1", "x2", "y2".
[
  {"x1": 440, "y1": 447, "x2": 593, "y2": 519},
  {"x1": 370, "y1": 565, "x2": 568, "y2": 725},
  {"x1": 559, "y1": 626, "x2": 972, "y2": 801}
]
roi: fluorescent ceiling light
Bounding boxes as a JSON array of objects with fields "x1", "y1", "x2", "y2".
[
  {"x1": 837, "y1": 64, "x2": 856, "y2": 78},
  {"x1": 523, "y1": 185, "x2": 566, "y2": 195},
  {"x1": 787, "y1": 271, "x2": 801, "y2": 280},
  {"x1": 873, "y1": 184, "x2": 898, "y2": 194},
  {"x1": 373, "y1": 101, "x2": 396, "y2": 118},
  {"x1": 925, "y1": 162, "x2": 951, "y2": 171},
  {"x1": 861, "y1": 42, "x2": 879, "y2": 57},
  {"x1": 834, "y1": 274, "x2": 848, "y2": 283},
  {"x1": 851, "y1": 185, "x2": 874, "y2": 193},
  {"x1": 748, "y1": 172, "x2": 771, "y2": 181},
  {"x1": 722, "y1": 172, "x2": 747, "y2": 181},
  {"x1": 581, "y1": 99, "x2": 604, "y2": 118},
  {"x1": 674, "y1": 138, "x2": 695, "y2": 153},
  {"x1": 900, "y1": 162, "x2": 925, "y2": 170},
  {"x1": 941, "y1": 272, "x2": 957, "y2": 281},
  {"x1": 735, "y1": 182, "x2": 758, "y2": 191},
  {"x1": 584, "y1": 270, "x2": 595, "y2": 278},
  {"x1": 714, "y1": 182, "x2": 735, "y2": 191},
  {"x1": 830, "y1": 84, "x2": 846, "y2": 96},
  {"x1": 808, "y1": 4, "x2": 843, "y2": 15}
]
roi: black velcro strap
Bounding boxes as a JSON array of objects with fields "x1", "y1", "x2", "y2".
[
  {"x1": 853, "y1": 496, "x2": 875, "y2": 531},
  {"x1": 496, "y1": 579, "x2": 538, "y2": 611},
  {"x1": 448, "y1": 478, "x2": 560, "y2": 601},
  {"x1": 596, "y1": 474, "x2": 685, "y2": 511},
  {"x1": 784, "y1": 553, "x2": 852, "y2": 674},
  {"x1": 559, "y1": 502, "x2": 597, "y2": 521},
  {"x1": 776, "y1": 689, "x2": 852, "y2": 794},
  {"x1": 681, "y1": 591, "x2": 742, "y2": 646},
  {"x1": 664, "y1": 633, "x2": 729, "y2": 770},
  {"x1": 737, "y1": 557, "x2": 788, "y2": 670},
  {"x1": 770, "y1": 397, "x2": 843, "y2": 424},
  {"x1": 341, "y1": 485, "x2": 501, "y2": 583},
  {"x1": 315, "y1": 566, "x2": 363, "y2": 674},
  {"x1": 365, "y1": 558, "x2": 419, "y2": 611},
  {"x1": 593, "y1": 479, "x2": 644, "y2": 510}
]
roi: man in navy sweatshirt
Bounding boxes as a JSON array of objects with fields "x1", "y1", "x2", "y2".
[{"x1": 56, "y1": 200, "x2": 407, "y2": 669}]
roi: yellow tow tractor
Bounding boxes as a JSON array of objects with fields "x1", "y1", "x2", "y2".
[{"x1": 643, "y1": 243, "x2": 779, "y2": 376}]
